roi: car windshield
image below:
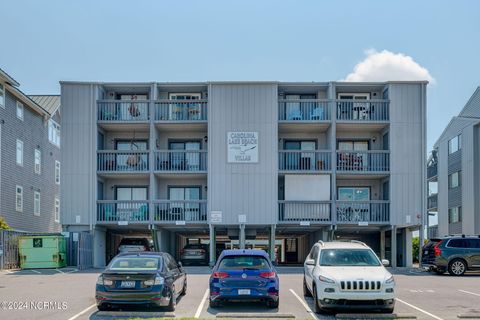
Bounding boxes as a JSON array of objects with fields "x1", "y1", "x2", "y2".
[
  {"x1": 319, "y1": 249, "x2": 381, "y2": 267},
  {"x1": 120, "y1": 239, "x2": 147, "y2": 246},
  {"x1": 109, "y1": 257, "x2": 161, "y2": 271},
  {"x1": 218, "y1": 255, "x2": 270, "y2": 271}
]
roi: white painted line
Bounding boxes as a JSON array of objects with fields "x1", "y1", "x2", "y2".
[
  {"x1": 30, "y1": 269, "x2": 41, "y2": 274},
  {"x1": 65, "y1": 268, "x2": 79, "y2": 274},
  {"x1": 55, "y1": 269, "x2": 64, "y2": 274},
  {"x1": 66, "y1": 303, "x2": 96, "y2": 320},
  {"x1": 194, "y1": 289, "x2": 209, "y2": 319},
  {"x1": 397, "y1": 298, "x2": 444, "y2": 320},
  {"x1": 289, "y1": 289, "x2": 319, "y2": 320},
  {"x1": 459, "y1": 289, "x2": 480, "y2": 297}
]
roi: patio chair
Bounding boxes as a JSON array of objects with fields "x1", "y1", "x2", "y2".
[
  {"x1": 310, "y1": 107, "x2": 325, "y2": 120},
  {"x1": 287, "y1": 109, "x2": 303, "y2": 120}
]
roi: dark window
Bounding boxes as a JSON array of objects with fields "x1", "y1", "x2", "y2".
[
  {"x1": 33, "y1": 238, "x2": 43, "y2": 248},
  {"x1": 466, "y1": 239, "x2": 480, "y2": 248},
  {"x1": 166, "y1": 255, "x2": 178, "y2": 271},
  {"x1": 218, "y1": 256, "x2": 271, "y2": 271},
  {"x1": 448, "y1": 239, "x2": 467, "y2": 248}
]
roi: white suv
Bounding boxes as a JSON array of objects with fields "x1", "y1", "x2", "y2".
[{"x1": 303, "y1": 241, "x2": 395, "y2": 314}]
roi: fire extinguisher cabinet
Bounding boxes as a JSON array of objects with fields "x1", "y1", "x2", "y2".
[{"x1": 18, "y1": 234, "x2": 67, "y2": 269}]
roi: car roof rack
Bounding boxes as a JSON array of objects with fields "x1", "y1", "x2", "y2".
[
  {"x1": 317, "y1": 240, "x2": 325, "y2": 246},
  {"x1": 350, "y1": 240, "x2": 368, "y2": 247}
]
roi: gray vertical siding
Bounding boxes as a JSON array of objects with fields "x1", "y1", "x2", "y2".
[
  {"x1": 460, "y1": 125, "x2": 476, "y2": 234},
  {"x1": 0, "y1": 91, "x2": 60, "y2": 232},
  {"x1": 208, "y1": 83, "x2": 278, "y2": 225}
]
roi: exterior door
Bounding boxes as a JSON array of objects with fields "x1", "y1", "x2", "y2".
[
  {"x1": 338, "y1": 93, "x2": 370, "y2": 119},
  {"x1": 284, "y1": 140, "x2": 316, "y2": 170},
  {"x1": 338, "y1": 140, "x2": 369, "y2": 171},
  {"x1": 337, "y1": 187, "x2": 370, "y2": 222},
  {"x1": 169, "y1": 141, "x2": 201, "y2": 171},
  {"x1": 169, "y1": 93, "x2": 201, "y2": 120},
  {"x1": 115, "y1": 187, "x2": 148, "y2": 221},
  {"x1": 169, "y1": 187, "x2": 201, "y2": 220},
  {"x1": 116, "y1": 140, "x2": 148, "y2": 170}
]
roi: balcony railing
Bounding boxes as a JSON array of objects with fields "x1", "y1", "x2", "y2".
[
  {"x1": 278, "y1": 201, "x2": 331, "y2": 222},
  {"x1": 153, "y1": 200, "x2": 207, "y2": 222},
  {"x1": 97, "y1": 201, "x2": 149, "y2": 223},
  {"x1": 97, "y1": 100, "x2": 150, "y2": 121},
  {"x1": 427, "y1": 194, "x2": 438, "y2": 210},
  {"x1": 97, "y1": 150, "x2": 149, "y2": 172},
  {"x1": 155, "y1": 100, "x2": 208, "y2": 121},
  {"x1": 428, "y1": 225, "x2": 439, "y2": 239},
  {"x1": 155, "y1": 150, "x2": 207, "y2": 172},
  {"x1": 336, "y1": 201, "x2": 390, "y2": 223},
  {"x1": 278, "y1": 99, "x2": 331, "y2": 121},
  {"x1": 336, "y1": 150, "x2": 389, "y2": 172},
  {"x1": 279, "y1": 150, "x2": 331, "y2": 171},
  {"x1": 336, "y1": 99, "x2": 389, "y2": 121},
  {"x1": 427, "y1": 164, "x2": 438, "y2": 179}
]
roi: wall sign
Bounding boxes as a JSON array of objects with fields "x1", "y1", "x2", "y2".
[
  {"x1": 227, "y1": 132, "x2": 258, "y2": 163},
  {"x1": 210, "y1": 211, "x2": 223, "y2": 224}
]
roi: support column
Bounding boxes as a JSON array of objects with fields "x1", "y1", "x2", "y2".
[
  {"x1": 269, "y1": 225, "x2": 276, "y2": 263},
  {"x1": 93, "y1": 227, "x2": 106, "y2": 268},
  {"x1": 380, "y1": 230, "x2": 386, "y2": 260},
  {"x1": 209, "y1": 224, "x2": 216, "y2": 267},
  {"x1": 405, "y1": 228, "x2": 413, "y2": 267},
  {"x1": 391, "y1": 226, "x2": 397, "y2": 267},
  {"x1": 239, "y1": 224, "x2": 246, "y2": 249}
]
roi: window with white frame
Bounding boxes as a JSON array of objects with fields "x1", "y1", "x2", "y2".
[
  {"x1": 48, "y1": 119, "x2": 61, "y2": 147},
  {"x1": 34, "y1": 192, "x2": 41, "y2": 216},
  {"x1": 0, "y1": 83, "x2": 4, "y2": 108},
  {"x1": 448, "y1": 171, "x2": 461, "y2": 189},
  {"x1": 448, "y1": 206, "x2": 462, "y2": 223},
  {"x1": 16, "y1": 101, "x2": 24, "y2": 120},
  {"x1": 55, "y1": 161, "x2": 60, "y2": 185},
  {"x1": 15, "y1": 186, "x2": 23, "y2": 212},
  {"x1": 16, "y1": 139, "x2": 23, "y2": 166},
  {"x1": 34, "y1": 149, "x2": 41, "y2": 174},
  {"x1": 54, "y1": 197, "x2": 60, "y2": 222},
  {"x1": 448, "y1": 135, "x2": 461, "y2": 154}
]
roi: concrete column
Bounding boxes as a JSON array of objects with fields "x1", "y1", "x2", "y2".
[
  {"x1": 239, "y1": 224, "x2": 246, "y2": 249},
  {"x1": 391, "y1": 226, "x2": 397, "y2": 267},
  {"x1": 380, "y1": 230, "x2": 386, "y2": 260},
  {"x1": 269, "y1": 225, "x2": 276, "y2": 263},
  {"x1": 93, "y1": 228, "x2": 106, "y2": 268},
  {"x1": 405, "y1": 229, "x2": 413, "y2": 267},
  {"x1": 209, "y1": 224, "x2": 216, "y2": 266}
]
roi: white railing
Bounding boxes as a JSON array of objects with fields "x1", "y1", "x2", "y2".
[
  {"x1": 155, "y1": 100, "x2": 208, "y2": 121},
  {"x1": 97, "y1": 201, "x2": 149, "y2": 223},
  {"x1": 336, "y1": 201, "x2": 390, "y2": 223},
  {"x1": 97, "y1": 150, "x2": 149, "y2": 172},
  {"x1": 97, "y1": 100, "x2": 150, "y2": 121},
  {"x1": 155, "y1": 150, "x2": 207, "y2": 172},
  {"x1": 278, "y1": 201, "x2": 331, "y2": 222},
  {"x1": 336, "y1": 99, "x2": 389, "y2": 121},
  {"x1": 278, "y1": 99, "x2": 331, "y2": 121},
  {"x1": 153, "y1": 200, "x2": 207, "y2": 222},
  {"x1": 336, "y1": 150, "x2": 390, "y2": 172},
  {"x1": 279, "y1": 150, "x2": 331, "y2": 171}
]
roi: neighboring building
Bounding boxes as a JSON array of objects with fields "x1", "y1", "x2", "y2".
[
  {"x1": 427, "y1": 87, "x2": 480, "y2": 238},
  {"x1": 60, "y1": 80, "x2": 427, "y2": 268},
  {"x1": 0, "y1": 68, "x2": 61, "y2": 232}
]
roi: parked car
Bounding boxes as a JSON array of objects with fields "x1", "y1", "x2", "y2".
[
  {"x1": 422, "y1": 235, "x2": 480, "y2": 276},
  {"x1": 117, "y1": 238, "x2": 151, "y2": 253},
  {"x1": 303, "y1": 241, "x2": 395, "y2": 314},
  {"x1": 209, "y1": 249, "x2": 279, "y2": 308},
  {"x1": 95, "y1": 252, "x2": 186, "y2": 311},
  {"x1": 181, "y1": 243, "x2": 209, "y2": 265}
]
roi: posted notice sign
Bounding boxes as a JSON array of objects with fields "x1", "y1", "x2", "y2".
[{"x1": 227, "y1": 132, "x2": 259, "y2": 163}]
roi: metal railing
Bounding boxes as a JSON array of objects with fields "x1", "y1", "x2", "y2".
[
  {"x1": 278, "y1": 99, "x2": 331, "y2": 121},
  {"x1": 153, "y1": 200, "x2": 207, "y2": 222},
  {"x1": 155, "y1": 100, "x2": 208, "y2": 121},
  {"x1": 97, "y1": 100, "x2": 150, "y2": 121},
  {"x1": 336, "y1": 201, "x2": 390, "y2": 223},
  {"x1": 97, "y1": 150, "x2": 149, "y2": 172},
  {"x1": 97, "y1": 201, "x2": 149, "y2": 223},
  {"x1": 427, "y1": 164, "x2": 438, "y2": 179},
  {"x1": 336, "y1": 150, "x2": 390, "y2": 172},
  {"x1": 155, "y1": 150, "x2": 207, "y2": 172},
  {"x1": 279, "y1": 150, "x2": 331, "y2": 171},
  {"x1": 336, "y1": 99, "x2": 389, "y2": 121},
  {"x1": 278, "y1": 201, "x2": 331, "y2": 222},
  {"x1": 428, "y1": 225, "x2": 439, "y2": 239},
  {"x1": 427, "y1": 194, "x2": 438, "y2": 210}
]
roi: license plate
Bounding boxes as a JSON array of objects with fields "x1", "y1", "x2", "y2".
[
  {"x1": 238, "y1": 289, "x2": 251, "y2": 295},
  {"x1": 120, "y1": 281, "x2": 136, "y2": 288},
  {"x1": 424, "y1": 250, "x2": 428, "y2": 254}
]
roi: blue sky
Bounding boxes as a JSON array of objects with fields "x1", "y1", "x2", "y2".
[{"x1": 1, "y1": 0, "x2": 479, "y2": 149}]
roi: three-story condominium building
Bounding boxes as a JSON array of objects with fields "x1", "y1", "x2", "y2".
[
  {"x1": 427, "y1": 87, "x2": 480, "y2": 238},
  {"x1": 0, "y1": 68, "x2": 61, "y2": 232},
  {"x1": 60, "y1": 80, "x2": 427, "y2": 268}
]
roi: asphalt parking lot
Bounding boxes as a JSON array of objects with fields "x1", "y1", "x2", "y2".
[{"x1": 1, "y1": 266, "x2": 480, "y2": 320}]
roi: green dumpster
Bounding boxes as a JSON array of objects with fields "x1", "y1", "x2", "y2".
[{"x1": 18, "y1": 234, "x2": 67, "y2": 269}]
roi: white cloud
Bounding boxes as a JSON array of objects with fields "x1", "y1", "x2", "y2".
[{"x1": 343, "y1": 49, "x2": 435, "y2": 84}]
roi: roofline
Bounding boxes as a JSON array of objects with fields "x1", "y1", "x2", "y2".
[
  {"x1": 433, "y1": 116, "x2": 480, "y2": 149},
  {"x1": 459, "y1": 86, "x2": 480, "y2": 116},
  {"x1": 6, "y1": 84, "x2": 50, "y2": 116},
  {"x1": 0, "y1": 68, "x2": 20, "y2": 87}
]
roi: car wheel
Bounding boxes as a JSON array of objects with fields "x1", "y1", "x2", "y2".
[
  {"x1": 312, "y1": 285, "x2": 321, "y2": 314},
  {"x1": 303, "y1": 277, "x2": 312, "y2": 297},
  {"x1": 209, "y1": 298, "x2": 220, "y2": 308},
  {"x1": 181, "y1": 279, "x2": 187, "y2": 296},
  {"x1": 165, "y1": 287, "x2": 176, "y2": 312},
  {"x1": 267, "y1": 299, "x2": 279, "y2": 308},
  {"x1": 448, "y1": 259, "x2": 467, "y2": 276}
]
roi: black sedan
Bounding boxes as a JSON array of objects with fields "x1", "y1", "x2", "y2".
[{"x1": 95, "y1": 252, "x2": 187, "y2": 311}]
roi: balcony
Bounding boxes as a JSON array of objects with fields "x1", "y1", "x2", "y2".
[
  {"x1": 97, "y1": 201, "x2": 149, "y2": 224},
  {"x1": 97, "y1": 100, "x2": 150, "y2": 122},
  {"x1": 336, "y1": 99, "x2": 389, "y2": 121},
  {"x1": 336, "y1": 201, "x2": 390, "y2": 224},
  {"x1": 278, "y1": 201, "x2": 331, "y2": 222},
  {"x1": 155, "y1": 100, "x2": 207, "y2": 121},
  {"x1": 153, "y1": 200, "x2": 207, "y2": 223},
  {"x1": 154, "y1": 150, "x2": 207, "y2": 174},
  {"x1": 336, "y1": 151, "x2": 389, "y2": 174},
  {"x1": 97, "y1": 150, "x2": 149, "y2": 173},
  {"x1": 427, "y1": 194, "x2": 438, "y2": 210},
  {"x1": 427, "y1": 163, "x2": 438, "y2": 180},
  {"x1": 278, "y1": 99, "x2": 331, "y2": 121},
  {"x1": 279, "y1": 150, "x2": 331, "y2": 172}
]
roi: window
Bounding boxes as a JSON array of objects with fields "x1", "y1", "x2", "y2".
[
  {"x1": 16, "y1": 139, "x2": 23, "y2": 166},
  {"x1": 16, "y1": 101, "x2": 24, "y2": 120},
  {"x1": 34, "y1": 149, "x2": 41, "y2": 174},
  {"x1": 116, "y1": 187, "x2": 148, "y2": 201},
  {"x1": 48, "y1": 119, "x2": 61, "y2": 147},
  {"x1": 34, "y1": 192, "x2": 41, "y2": 216},
  {"x1": 448, "y1": 135, "x2": 461, "y2": 154},
  {"x1": 54, "y1": 197, "x2": 60, "y2": 222},
  {"x1": 338, "y1": 187, "x2": 370, "y2": 201},
  {"x1": 55, "y1": 161, "x2": 61, "y2": 185},
  {"x1": 448, "y1": 206, "x2": 462, "y2": 223},
  {"x1": 15, "y1": 186, "x2": 23, "y2": 212},
  {"x1": 0, "y1": 83, "x2": 4, "y2": 108},
  {"x1": 448, "y1": 239, "x2": 467, "y2": 248},
  {"x1": 448, "y1": 171, "x2": 461, "y2": 189}
]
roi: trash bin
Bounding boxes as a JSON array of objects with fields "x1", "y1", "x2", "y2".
[{"x1": 18, "y1": 234, "x2": 67, "y2": 269}]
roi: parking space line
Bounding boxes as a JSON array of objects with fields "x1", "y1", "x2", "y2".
[
  {"x1": 459, "y1": 289, "x2": 480, "y2": 297},
  {"x1": 289, "y1": 289, "x2": 319, "y2": 320},
  {"x1": 396, "y1": 298, "x2": 444, "y2": 320},
  {"x1": 55, "y1": 269, "x2": 64, "y2": 274},
  {"x1": 65, "y1": 268, "x2": 79, "y2": 274},
  {"x1": 66, "y1": 303, "x2": 96, "y2": 320},
  {"x1": 194, "y1": 289, "x2": 209, "y2": 319},
  {"x1": 30, "y1": 269, "x2": 41, "y2": 274}
]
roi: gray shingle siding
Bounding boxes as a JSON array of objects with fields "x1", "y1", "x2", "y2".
[
  {"x1": 0, "y1": 91, "x2": 60, "y2": 232},
  {"x1": 448, "y1": 150, "x2": 462, "y2": 174}
]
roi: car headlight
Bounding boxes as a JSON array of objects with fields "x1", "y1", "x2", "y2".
[
  {"x1": 154, "y1": 275, "x2": 164, "y2": 285},
  {"x1": 319, "y1": 275, "x2": 335, "y2": 284},
  {"x1": 385, "y1": 275, "x2": 395, "y2": 284},
  {"x1": 96, "y1": 275, "x2": 103, "y2": 285}
]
